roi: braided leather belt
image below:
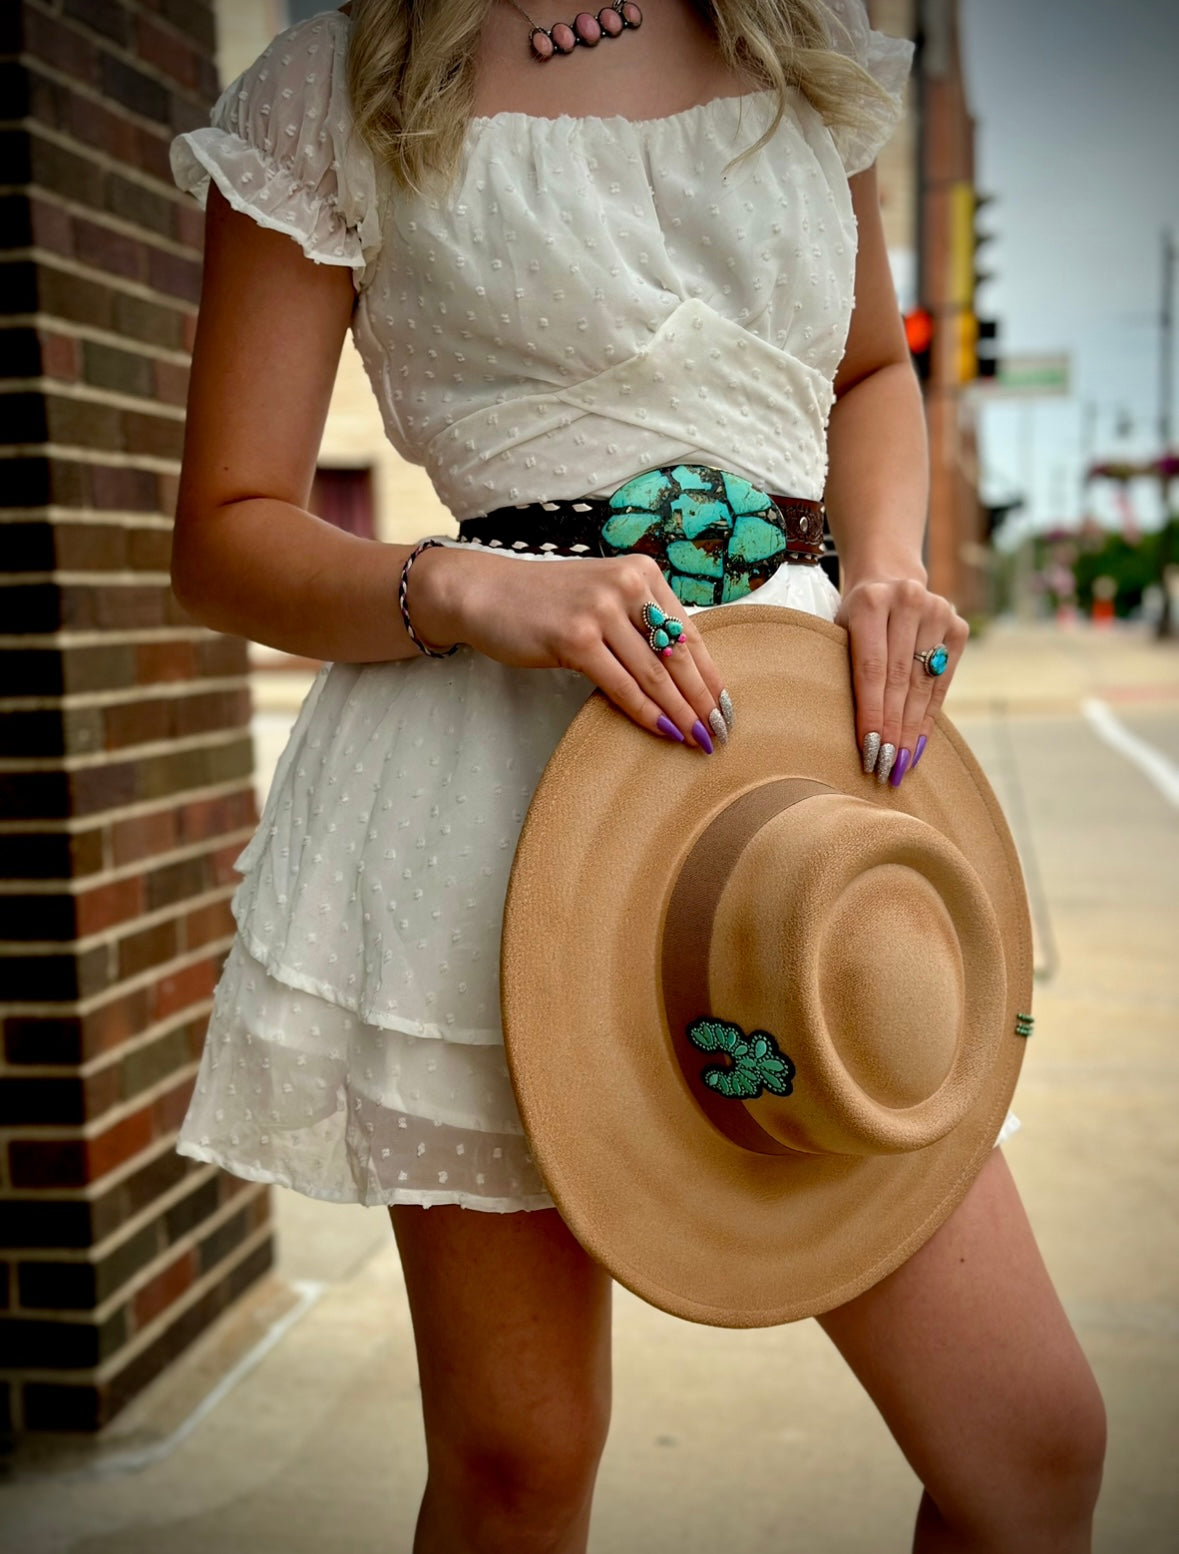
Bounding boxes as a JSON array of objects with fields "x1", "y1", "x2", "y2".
[{"x1": 455, "y1": 464, "x2": 829, "y2": 609}]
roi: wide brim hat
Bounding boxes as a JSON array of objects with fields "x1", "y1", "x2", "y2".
[{"x1": 501, "y1": 605, "x2": 1033, "y2": 1328}]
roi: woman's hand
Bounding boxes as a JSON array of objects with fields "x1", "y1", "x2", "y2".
[
  {"x1": 408, "y1": 545, "x2": 730, "y2": 753},
  {"x1": 835, "y1": 575, "x2": 969, "y2": 787}
]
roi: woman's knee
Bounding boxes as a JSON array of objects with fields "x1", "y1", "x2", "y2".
[
  {"x1": 426, "y1": 1388, "x2": 611, "y2": 1546},
  {"x1": 938, "y1": 1363, "x2": 1107, "y2": 1540},
  {"x1": 1022, "y1": 1369, "x2": 1107, "y2": 1523}
]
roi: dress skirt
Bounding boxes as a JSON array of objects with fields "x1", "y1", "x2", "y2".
[{"x1": 178, "y1": 554, "x2": 1017, "y2": 1211}]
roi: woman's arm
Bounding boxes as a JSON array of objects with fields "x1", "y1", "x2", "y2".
[
  {"x1": 825, "y1": 165, "x2": 969, "y2": 786},
  {"x1": 172, "y1": 184, "x2": 422, "y2": 663}
]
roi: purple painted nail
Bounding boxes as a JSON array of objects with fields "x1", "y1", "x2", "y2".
[
  {"x1": 912, "y1": 733, "x2": 928, "y2": 769},
  {"x1": 691, "y1": 719, "x2": 714, "y2": 754},
  {"x1": 656, "y1": 715, "x2": 685, "y2": 743},
  {"x1": 890, "y1": 747, "x2": 912, "y2": 788}
]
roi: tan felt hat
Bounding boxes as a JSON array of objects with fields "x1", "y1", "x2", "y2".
[{"x1": 501, "y1": 606, "x2": 1033, "y2": 1328}]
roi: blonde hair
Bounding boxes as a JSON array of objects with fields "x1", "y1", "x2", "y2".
[{"x1": 346, "y1": 0, "x2": 892, "y2": 193}]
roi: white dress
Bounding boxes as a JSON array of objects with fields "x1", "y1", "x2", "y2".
[{"x1": 171, "y1": 4, "x2": 1010, "y2": 1214}]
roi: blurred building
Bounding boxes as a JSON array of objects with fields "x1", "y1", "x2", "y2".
[{"x1": 870, "y1": 0, "x2": 991, "y2": 617}]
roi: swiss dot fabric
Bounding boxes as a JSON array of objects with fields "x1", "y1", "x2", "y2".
[{"x1": 165, "y1": 5, "x2": 1019, "y2": 1218}]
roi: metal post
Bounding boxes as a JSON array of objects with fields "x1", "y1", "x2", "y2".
[{"x1": 1158, "y1": 228, "x2": 1175, "y2": 639}]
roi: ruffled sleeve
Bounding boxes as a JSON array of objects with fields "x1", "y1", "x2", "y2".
[
  {"x1": 169, "y1": 11, "x2": 382, "y2": 290},
  {"x1": 822, "y1": 0, "x2": 915, "y2": 176}
]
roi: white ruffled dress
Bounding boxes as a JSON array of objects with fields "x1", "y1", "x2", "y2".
[{"x1": 171, "y1": 5, "x2": 1010, "y2": 1214}]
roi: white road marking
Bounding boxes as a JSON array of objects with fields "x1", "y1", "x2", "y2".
[{"x1": 1081, "y1": 698, "x2": 1179, "y2": 809}]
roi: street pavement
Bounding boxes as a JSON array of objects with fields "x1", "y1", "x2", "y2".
[{"x1": 2, "y1": 620, "x2": 1177, "y2": 1553}]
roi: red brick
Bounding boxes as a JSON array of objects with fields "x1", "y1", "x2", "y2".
[
  {"x1": 110, "y1": 807, "x2": 176, "y2": 867},
  {"x1": 135, "y1": 15, "x2": 201, "y2": 90},
  {"x1": 8, "y1": 1105, "x2": 151, "y2": 1189},
  {"x1": 134, "y1": 639, "x2": 195, "y2": 685},
  {"x1": 145, "y1": 854, "x2": 210, "y2": 913},
  {"x1": 64, "y1": 89, "x2": 139, "y2": 166},
  {"x1": 132, "y1": 1247, "x2": 196, "y2": 1330},
  {"x1": 146, "y1": 247, "x2": 201, "y2": 305},
  {"x1": 72, "y1": 217, "x2": 146, "y2": 283},
  {"x1": 88, "y1": 582, "x2": 169, "y2": 631},
  {"x1": 181, "y1": 896, "x2": 234, "y2": 951},
  {"x1": 176, "y1": 789, "x2": 256, "y2": 845},
  {"x1": 126, "y1": 527, "x2": 173, "y2": 571},
  {"x1": 63, "y1": 0, "x2": 132, "y2": 49},
  {"x1": 121, "y1": 408, "x2": 184, "y2": 460},
  {"x1": 132, "y1": 125, "x2": 173, "y2": 183},
  {"x1": 90, "y1": 1109, "x2": 155, "y2": 1180},
  {"x1": 39, "y1": 331, "x2": 80, "y2": 382},
  {"x1": 104, "y1": 695, "x2": 170, "y2": 750},
  {"x1": 28, "y1": 197, "x2": 73, "y2": 259},
  {"x1": 173, "y1": 202, "x2": 204, "y2": 254},
  {"x1": 116, "y1": 917, "x2": 179, "y2": 980},
  {"x1": 152, "y1": 358, "x2": 190, "y2": 406},
  {"x1": 75, "y1": 874, "x2": 144, "y2": 936},
  {"x1": 82, "y1": 1063, "x2": 124, "y2": 1121},
  {"x1": 151, "y1": 955, "x2": 216, "y2": 1022},
  {"x1": 89, "y1": 463, "x2": 159, "y2": 513},
  {"x1": 54, "y1": 522, "x2": 128, "y2": 570},
  {"x1": 209, "y1": 841, "x2": 248, "y2": 888},
  {"x1": 23, "y1": 11, "x2": 103, "y2": 94},
  {"x1": 38, "y1": 264, "x2": 115, "y2": 332},
  {"x1": 181, "y1": 311, "x2": 198, "y2": 353},
  {"x1": 171, "y1": 687, "x2": 251, "y2": 739},
  {"x1": 30, "y1": 131, "x2": 107, "y2": 212},
  {"x1": 113, "y1": 290, "x2": 186, "y2": 352},
  {"x1": 82, "y1": 985, "x2": 153, "y2": 1060},
  {"x1": 151, "y1": 1075, "x2": 195, "y2": 1138}
]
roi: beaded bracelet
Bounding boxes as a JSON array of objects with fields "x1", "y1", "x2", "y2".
[{"x1": 398, "y1": 537, "x2": 459, "y2": 658}]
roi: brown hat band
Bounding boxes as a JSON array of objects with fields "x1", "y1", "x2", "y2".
[{"x1": 660, "y1": 777, "x2": 1007, "y2": 1161}]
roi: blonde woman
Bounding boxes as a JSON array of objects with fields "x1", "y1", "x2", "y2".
[{"x1": 170, "y1": 2, "x2": 1104, "y2": 1548}]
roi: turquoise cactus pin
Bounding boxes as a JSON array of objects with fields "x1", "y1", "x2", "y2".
[{"x1": 686, "y1": 1018, "x2": 796, "y2": 1100}]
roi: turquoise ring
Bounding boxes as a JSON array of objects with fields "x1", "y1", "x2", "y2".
[
  {"x1": 641, "y1": 601, "x2": 684, "y2": 660},
  {"x1": 915, "y1": 643, "x2": 950, "y2": 677}
]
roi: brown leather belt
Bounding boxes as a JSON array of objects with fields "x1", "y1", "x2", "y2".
[{"x1": 456, "y1": 492, "x2": 827, "y2": 565}]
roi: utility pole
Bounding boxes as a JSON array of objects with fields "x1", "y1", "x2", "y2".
[{"x1": 1158, "y1": 229, "x2": 1175, "y2": 639}]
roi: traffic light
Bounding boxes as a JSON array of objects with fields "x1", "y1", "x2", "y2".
[
  {"x1": 904, "y1": 306, "x2": 935, "y2": 382},
  {"x1": 976, "y1": 317, "x2": 999, "y2": 379},
  {"x1": 950, "y1": 184, "x2": 999, "y2": 383}
]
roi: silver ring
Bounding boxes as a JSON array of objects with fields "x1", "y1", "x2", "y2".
[
  {"x1": 914, "y1": 643, "x2": 949, "y2": 677},
  {"x1": 640, "y1": 601, "x2": 684, "y2": 660}
]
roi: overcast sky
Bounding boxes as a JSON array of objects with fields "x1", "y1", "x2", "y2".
[{"x1": 959, "y1": 0, "x2": 1179, "y2": 536}]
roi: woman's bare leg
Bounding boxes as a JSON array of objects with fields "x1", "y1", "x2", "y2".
[
  {"x1": 818, "y1": 1150, "x2": 1106, "y2": 1552},
  {"x1": 391, "y1": 1204, "x2": 613, "y2": 1554}
]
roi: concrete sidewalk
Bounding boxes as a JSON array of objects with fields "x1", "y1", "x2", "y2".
[{"x1": 3, "y1": 621, "x2": 1177, "y2": 1552}]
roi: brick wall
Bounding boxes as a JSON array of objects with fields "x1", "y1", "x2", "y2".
[{"x1": 0, "y1": 0, "x2": 272, "y2": 1435}]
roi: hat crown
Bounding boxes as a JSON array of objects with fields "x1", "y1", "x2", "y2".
[{"x1": 676, "y1": 789, "x2": 1007, "y2": 1158}]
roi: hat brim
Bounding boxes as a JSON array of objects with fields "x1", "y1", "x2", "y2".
[{"x1": 501, "y1": 607, "x2": 1032, "y2": 1327}]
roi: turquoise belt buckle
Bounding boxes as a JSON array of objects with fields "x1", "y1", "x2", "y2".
[{"x1": 598, "y1": 464, "x2": 787, "y2": 607}]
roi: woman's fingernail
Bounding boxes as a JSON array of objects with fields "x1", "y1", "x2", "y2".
[
  {"x1": 656, "y1": 715, "x2": 685, "y2": 743},
  {"x1": 861, "y1": 732, "x2": 881, "y2": 774},
  {"x1": 692, "y1": 719, "x2": 715, "y2": 754},
  {"x1": 718, "y1": 689, "x2": 735, "y2": 730},
  {"x1": 708, "y1": 707, "x2": 728, "y2": 745},
  {"x1": 912, "y1": 733, "x2": 928, "y2": 769},
  {"x1": 889, "y1": 747, "x2": 912, "y2": 788},
  {"x1": 876, "y1": 742, "x2": 897, "y2": 784}
]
